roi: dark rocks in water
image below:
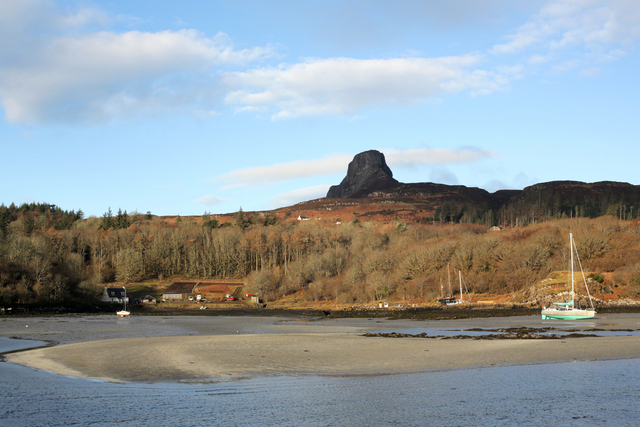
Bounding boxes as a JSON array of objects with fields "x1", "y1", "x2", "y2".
[
  {"x1": 327, "y1": 150, "x2": 399, "y2": 198},
  {"x1": 364, "y1": 332, "x2": 429, "y2": 338},
  {"x1": 363, "y1": 327, "x2": 599, "y2": 340}
]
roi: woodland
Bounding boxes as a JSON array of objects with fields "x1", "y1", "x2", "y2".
[{"x1": 1, "y1": 202, "x2": 640, "y2": 307}]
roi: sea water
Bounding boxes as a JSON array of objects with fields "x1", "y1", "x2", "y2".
[{"x1": 2, "y1": 342, "x2": 639, "y2": 427}]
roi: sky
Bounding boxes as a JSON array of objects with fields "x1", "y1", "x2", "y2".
[{"x1": 1, "y1": 0, "x2": 639, "y2": 218}]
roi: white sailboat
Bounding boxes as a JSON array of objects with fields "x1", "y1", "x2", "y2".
[
  {"x1": 117, "y1": 286, "x2": 130, "y2": 317},
  {"x1": 541, "y1": 233, "x2": 596, "y2": 320},
  {"x1": 438, "y1": 264, "x2": 456, "y2": 304},
  {"x1": 447, "y1": 270, "x2": 471, "y2": 306}
]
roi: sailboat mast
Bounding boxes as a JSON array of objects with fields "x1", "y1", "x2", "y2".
[
  {"x1": 458, "y1": 270, "x2": 463, "y2": 302},
  {"x1": 570, "y1": 233, "x2": 574, "y2": 310},
  {"x1": 447, "y1": 264, "x2": 452, "y2": 298}
]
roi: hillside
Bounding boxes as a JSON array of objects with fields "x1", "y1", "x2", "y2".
[
  {"x1": 2, "y1": 150, "x2": 640, "y2": 312},
  {"x1": 196, "y1": 150, "x2": 640, "y2": 228}
]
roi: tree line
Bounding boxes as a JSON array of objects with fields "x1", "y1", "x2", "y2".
[
  {"x1": 430, "y1": 186, "x2": 640, "y2": 227},
  {"x1": 1, "y1": 203, "x2": 639, "y2": 307}
]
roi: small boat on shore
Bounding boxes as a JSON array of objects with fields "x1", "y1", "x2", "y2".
[
  {"x1": 117, "y1": 286, "x2": 130, "y2": 317},
  {"x1": 437, "y1": 265, "x2": 457, "y2": 304},
  {"x1": 447, "y1": 270, "x2": 471, "y2": 306},
  {"x1": 541, "y1": 233, "x2": 596, "y2": 320}
]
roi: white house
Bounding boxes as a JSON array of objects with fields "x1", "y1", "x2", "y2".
[
  {"x1": 297, "y1": 215, "x2": 310, "y2": 221},
  {"x1": 101, "y1": 286, "x2": 128, "y2": 303}
]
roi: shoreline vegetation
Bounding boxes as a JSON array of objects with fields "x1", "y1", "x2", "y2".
[
  {"x1": 5, "y1": 313, "x2": 640, "y2": 383},
  {"x1": 2, "y1": 205, "x2": 640, "y2": 313}
]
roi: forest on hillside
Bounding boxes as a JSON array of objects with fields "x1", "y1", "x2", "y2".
[{"x1": 1, "y1": 201, "x2": 640, "y2": 307}]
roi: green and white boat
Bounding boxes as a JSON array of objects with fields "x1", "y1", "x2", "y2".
[{"x1": 541, "y1": 233, "x2": 596, "y2": 320}]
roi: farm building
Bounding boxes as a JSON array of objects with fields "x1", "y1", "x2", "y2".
[{"x1": 162, "y1": 282, "x2": 198, "y2": 301}]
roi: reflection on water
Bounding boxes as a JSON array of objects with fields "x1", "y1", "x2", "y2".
[{"x1": 1, "y1": 337, "x2": 639, "y2": 427}]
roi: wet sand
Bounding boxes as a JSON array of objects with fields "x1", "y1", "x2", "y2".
[{"x1": 5, "y1": 314, "x2": 640, "y2": 382}]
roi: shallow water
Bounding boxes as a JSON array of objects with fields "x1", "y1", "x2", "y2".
[
  {"x1": 0, "y1": 336, "x2": 50, "y2": 352},
  {"x1": 1, "y1": 337, "x2": 639, "y2": 426},
  {"x1": 3, "y1": 315, "x2": 640, "y2": 426}
]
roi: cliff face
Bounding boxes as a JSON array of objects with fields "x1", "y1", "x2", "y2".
[{"x1": 326, "y1": 150, "x2": 400, "y2": 198}]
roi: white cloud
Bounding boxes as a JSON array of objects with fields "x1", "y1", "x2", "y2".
[
  {"x1": 492, "y1": 0, "x2": 640, "y2": 56},
  {"x1": 271, "y1": 185, "x2": 331, "y2": 208},
  {"x1": 224, "y1": 55, "x2": 512, "y2": 119},
  {"x1": 7, "y1": 1, "x2": 635, "y2": 125},
  {"x1": 429, "y1": 168, "x2": 459, "y2": 185},
  {"x1": 218, "y1": 148, "x2": 499, "y2": 189},
  {"x1": 0, "y1": 2, "x2": 272, "y2": 124},
  {"x1": 194, "y1": 195, "x2": 228, "y2": 206},
  {"x1": 527, "y1": 53, "x2": 554, "y2": 64},
  {"x1": 384, "y1": 148, "x2": 501, "y2": 167},
  {"x1": 0, "y1": 0, "x2": 110, "y2": 44},
  {"x1": 578, "y1": 67, "x2": 602, "y2": 77},
  {"x1": 217, "y1": 154, "x2": 353, "y2": 189}
]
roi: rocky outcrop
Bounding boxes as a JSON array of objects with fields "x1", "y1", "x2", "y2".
[
  {"x1": 326, "y1": 150, "x2": 513, "y2": 210},
  {"x1": 327, "y1": 150, "x2": 400, "y2": 198},
  {"x1": 324, "y1": 150, "x2": 639, "y2": 219}
]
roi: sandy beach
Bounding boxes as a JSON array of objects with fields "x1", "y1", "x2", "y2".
[{"x1": 4, "y1": 313, "x2": 640, "y2": 383}]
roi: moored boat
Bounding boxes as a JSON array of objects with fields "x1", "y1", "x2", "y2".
[
  {"x1": 117, "y1": 286, "x2": 130, "y2": 317},
  {"x1": 446, "y1": 270, "x2": 471, "y2": 306},
  {"x1": 437, "y1": 265, "x2": 457, "y2": 304},
  {"x1": 541, "y1": 233, "x2": 596, "y2": 320}
]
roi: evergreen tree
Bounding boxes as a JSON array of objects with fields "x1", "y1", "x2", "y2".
[
  {"x1": 23, "y1": 213, "x2": 36, "y2": 234},
  {"x1": 234, "y1": 208, "x2": 250, "y2": 229},
  {"x1": 0, "y1": 205, "x2": 11, "y2": 237},
  {"x1": 100, "y1": 208, "x2": 114, "y2": 230},
  {"x1": 115, "y1": 209, "x2": 130, "y2": 229}
]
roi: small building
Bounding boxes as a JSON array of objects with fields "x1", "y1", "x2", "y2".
[
  {"x1": 297, "y1": 215, "x2": 310, "y2": 221},
  {"x1": 140, "y1": 295, "x2": 156, "y2": 304},
  {"x1": 250, "y1": 295, "x2": 261, "y2": 304},
  {"x1": 162, "y1": 282, "x2": 198, "y2": 301},
  {"x1": 102, "y1": 286, "x2": 128, "y2": 304}
]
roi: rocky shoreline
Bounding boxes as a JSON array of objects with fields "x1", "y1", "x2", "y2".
[{"x1": 3, "y1": 303, "x2": 640, "y2": 320}]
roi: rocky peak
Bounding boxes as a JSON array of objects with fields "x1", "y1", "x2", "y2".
[{"x1": 327, "y1": 150, "x2": 400, "y2": 198}]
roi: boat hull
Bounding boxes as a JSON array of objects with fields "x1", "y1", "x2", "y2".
[
  {"x1": 541, "y1": 309, "x2": 596, "y2": 320},
  {"x1": 117, "y1": 311, "x2": 130, "y2": 317}
]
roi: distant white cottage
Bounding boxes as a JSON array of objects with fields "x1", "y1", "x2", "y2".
[
  {"x1": 101, "y1": 286, "x2": 128, "y2": 303},
  {"x1": 297, "y1": 215, "x2": 310, "y2": 221}
]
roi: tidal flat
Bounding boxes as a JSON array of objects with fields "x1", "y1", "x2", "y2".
[{"x1": 4, "y1": 313, "x2": 640, "y2": 382}]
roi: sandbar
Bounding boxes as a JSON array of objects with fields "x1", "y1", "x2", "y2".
[{"x1": 5, "y1": 314, "x2": 640, "y2": 383}]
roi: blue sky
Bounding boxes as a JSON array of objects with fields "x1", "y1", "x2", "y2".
[{"x1": 2, "y1": 0, "x2": 639, "y2": 217}]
